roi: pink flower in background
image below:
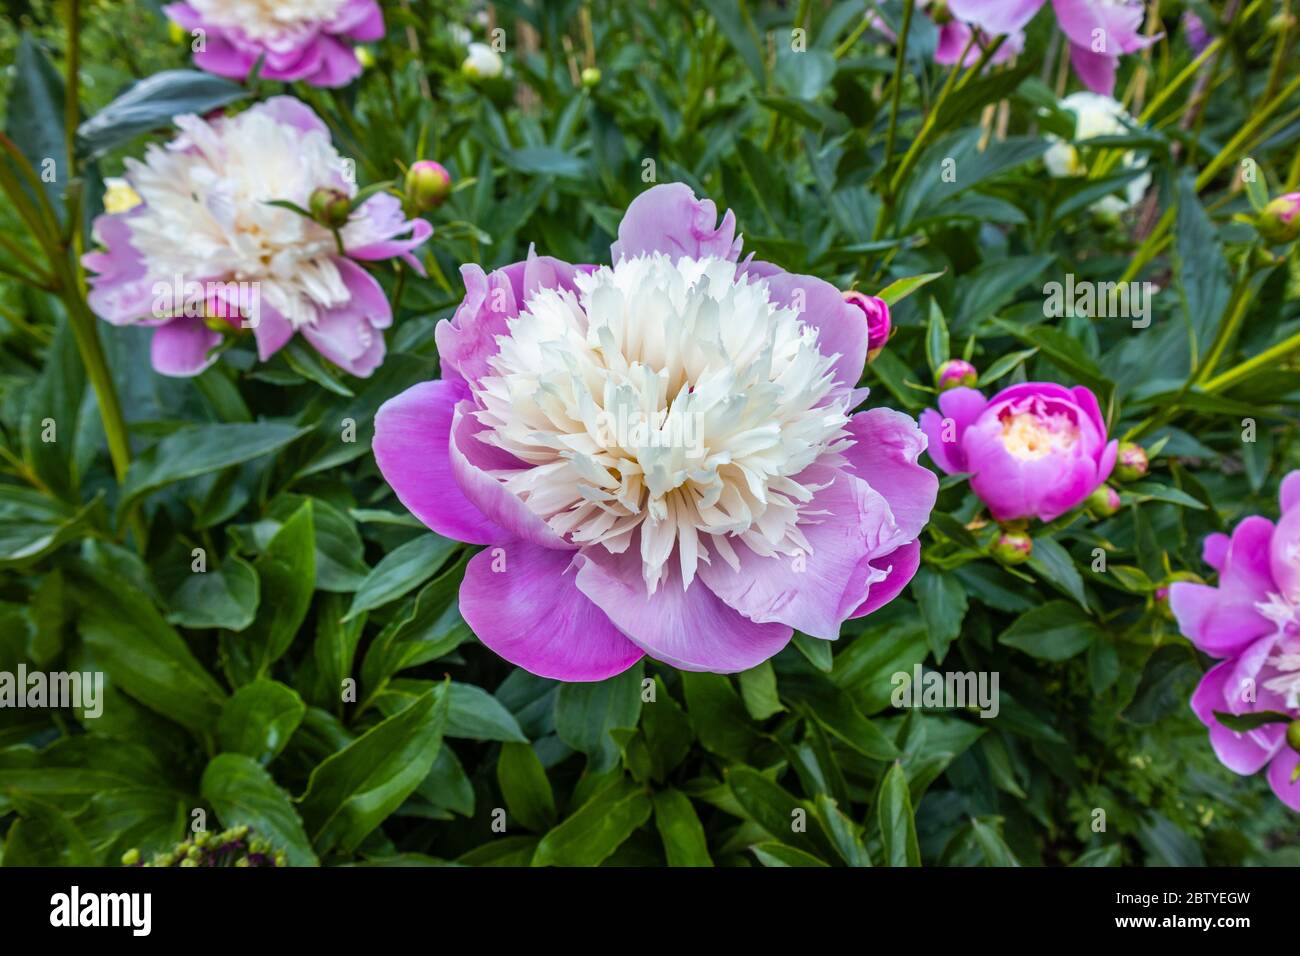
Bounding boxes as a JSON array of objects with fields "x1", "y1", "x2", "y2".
[
  {"x1": 373, "y1": 183, "x2": 938, "y2": 680},
  {"x1": 1171, "y1": 472, "x2": 1300, "y2": 810},
  {"x1": 164, "y1": 0, "x2": 383, "y2": 87},
  {"x1": 920, "y1": 382, "x2": 1116, "y2": 522},
  {"x1": 83, "y1": 97, "x2": 430, "y2": 378},
  {"x1": 868, "y1": 1, "x2": 1024, "y2": 69},
  {"x1": 948, "y1": 0, "x2": 1158, "y2": 95}
]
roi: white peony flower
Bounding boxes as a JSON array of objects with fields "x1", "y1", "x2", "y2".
[
  {"x1": 462, "y1": 41, "x2": 504, "y2": 80},
  {"x1": 1044, "y1": 91, "x2": 1151, "y2": 215}
]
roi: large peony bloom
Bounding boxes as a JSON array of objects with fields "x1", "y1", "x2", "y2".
[
  {"x1": 164, "y1": 0, "x2": 383, "y2": 87},
  {"x1": 1043, "y1": 91, "x2": 1151, "y2": 216},
  {"x1": 869, "y1": 1, "x2": 1024, "y2": 69},
  {"x1": 948, "y1": 0, "x2": 1157, "y2": 95},
  {"x1": 1171, "y1": 472, "x2": 1300, "y2": 810},
  {"x1": 373, "y1": 184, "x2": 938, "y2": 680},
  {"x1": 83, "y1": 97, "x2": 430, "y2": 378},
  {"x1": 920, "y1": 382, "x2": 1116, "y2": 522}
]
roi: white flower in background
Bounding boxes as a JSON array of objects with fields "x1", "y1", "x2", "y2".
[
  {"x1": 462, "y1": 41, "x2": 504, "y2": 79},
  {"x1": 449, "y1": 23, "x2": 473, "y2": 47},
  {"x1": 1044, "y1": 92, "x2": 1151, "y2": 216}
]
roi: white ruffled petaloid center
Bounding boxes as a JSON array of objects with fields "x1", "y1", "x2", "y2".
[
  {"x1": 189, "y1": 0, "x2": 348, "y2": 41},
  {"x1": 472, "y1": 254, "x2": 851, "y2": 593},
  {"x1": 124, "y1": 108, "x2": 359, "y2": 329}
]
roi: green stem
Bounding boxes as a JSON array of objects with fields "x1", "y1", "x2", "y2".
[
  {"x1": 881, "y1": 0, "x2": 915, "y2": 174},
  {"x1": 1202, "y1": 330, "x2": 1300, "y2": 395}
]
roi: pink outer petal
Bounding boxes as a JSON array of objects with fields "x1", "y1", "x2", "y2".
[
  {"x1": 1202, "y1": 532, "x2": 1231, "y2": 572},
  {"x1": 434, "y1": 264, "x2": 521, "y2": 387},
  {"x1": 850, "y1": 538, "x2": 922, "y2": 618},
  {"x1": 948, "y1": 0, "x2": 1046, "y2": 36},
  {"x1": 305, "y1": 37, "x2": 364, "y2": 87},
  {"x1": 449, "y1": 400, "x2": 574, "y2": 551},
  {"x1": 1280, "y1": 470, "x2": 1300, "y2": 513},
  {"x1": 610, "y1": 182, "x2": 742, "y2": 264},
  {"x1": 258, "y1": 95, "x2": 331, "y2": 137},
  {"x1": 252, "y1": 302, "x2": 295, "y2": 362},
  {"x1": 345, "y1": 193, "x2": 432, "y2": 275},
  {"x1": 330, "y1": 0, "x2": 385, "y2": 41},
  {"x1": 191, "y1": 31, "x2": 258, "y2": 81},
  {"x1": 149, "y1": 316, "x2": 221, "y2": 377},
  {"x1": 1051, "y1": 0, "x2": 1153, "y2": 53},
  {"x1": 299, "y1": 259, "x2": 390, "y2": 377},
  {"x1": 1169, "y1": 582, "x2": 1273, "y2": 658},
  {"x1": 1190, "y1": 658, "x2": 1282, "y2": 777},
  {"x1": 458, "y1": 542, "x2": 643, "y2": 682},
  {"x1": 84, "y1": 212, "x2": 157, "y2": 325},
  {"x1": 698, "y1": 465, "x2": 909, "y2": 640},
  {"x1": 919, "y1": 386, "x2": 988, "y2": 474},
  {"x1": 373, "y1": 380, "x2": 508, "y2": 546},
  {"x1": 843, "y1": 407, "x2": 938, "y2": 541},
  {"x1": 1268, "y1": 749, "x2": 1300, "y2": 811},
  {"x1": 1270, "y1": 506, "x2": 1300, "y2": 603},
  {"x1": 747, "y1": 267, "x2": 868, "y2": 393},
  {"x1": 574, "y1": 547, "x2": 793, "y2": 673},
  {"x1": 1220, "y1": 515, "x2": 1279, "y2": 604},
  {"x1": 1068, "y1": 42, "x2": 1117, "y2": 96}
]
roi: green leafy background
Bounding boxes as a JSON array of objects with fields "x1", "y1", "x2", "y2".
[{"x1": 0, "y1": 0, "x2": 1297, "y2": 866}]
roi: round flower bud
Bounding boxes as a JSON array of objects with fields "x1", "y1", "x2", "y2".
[
  {"x1": 1086, "y1": 483, "x2": 1121, "y2": 518},
  {"x1": 168, "y1": 21, "x2": 187, "y2": 45},
  {"x1": 462, "y1": 42, "x2": 504, "y2": 80},
  {"x1": 935, "y1": 358, "x2": 978, "y2": 391},
  {"x1": 992, "y1": 530, "x2": 1033, "y2": 565},
  {"x1": 121, "y1": 848, "x2": 141, "y2": 866},
  {"x1": 308, "y1": 187, "x2": 352, "y2": 229},
  {"x1": 355, "y1": 46, "x2": 375, "y2": 70},
  {"x1": 1287, "y1": 720, "x2": 1300, "y2": 753},
  {"x1": 405, "y1": 160, "x2": 453, "y2": 212},
  {"x1": 842, "y1": 291, "x2": 891, "y2": 360},
  {"x1": 1114, "y1": 441, "x2": 1149, "y2": 482},
  {"x1": 581, "y1": 66, "x2": 602, "y2": 88},
  {"x1": 1258, "y1": 193, "x2": 1300, "y2": 245},
  {"x1": 930, "y1": 0, "x2": 954, "y2": 25}
]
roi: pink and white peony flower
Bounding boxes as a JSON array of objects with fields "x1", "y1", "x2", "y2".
[
  {"x1": 1171, "y1": 472, "x2": 1300, "y2": 810},
  {"x1": 83, "y1": 97, "x2": 430, "y2": 378},
  {"x1": 373, "y1": 183, "x2": 938, "y2": 680},
  {"x1": 164, "y1": 0, "x2": 384, "y2": 87},
  {"x1": 948, "y1": 0, "x2": 1158, "y2": 95}
]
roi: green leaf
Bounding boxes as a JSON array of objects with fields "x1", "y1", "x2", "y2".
[
  {"x1": 77, "y1": 70, "x2": 248, "y2": 159},
  {"x1": 1121, "y1": 481, "x2": 1207, "y2": 510},
  {"x1": 22, "y1": 314, "x2": 84, "y2": 502},
  {"x1": 877, "y1": 270, "x2": 945, "y2": 306},
  {"x1": 653, "y1": 788, "x2": 712, "y2": 867},
  {"x1": 728, "y1": 766, "x2": 828, "y2": 859},
  {"x1": 166, "y1": 556, "x2": 260, "y2": 631},
  {"x1": 217, "y1": 680, "x2": 306, "y2": 764},
  {"x1": 244, "y1": 501, "x2": 315, "y2": 675},
  {"x1": 73, "y1": 561, "x2": 227, "y2": 734},
  {"x1": 1213, "y1": 709, "x2": 1293, "y2": 733},
  {"x1": 201, "y1": 753, "x2": 317, "y2": 866},
  {"x1": 738, "y1": 660, "x2": 785, "y2": 721},
  {"x1": 680, "y1": 672, "x2": 762, "y2": 763},
  {"x1": 497, "y1": 742, "x2": 557, "y2": 832},
  {"x1": 7, "y1": 34, "x2": 67, "y2": 214},
  {"x1": 751, "y1": 842, "x2": 829, "y2": 867},
  {"x1": 555, "y1": 664, "x2": 644, "y2": 772},
  {"x1": 641, "y1": 678, "x2": 694, "y2": 781},
  {"x1": 877, "y1": 762, "x2": 920, "y2": 867},
  {"x1": 119, "y1": 422, "x2": 309, "y2": 516},
  {"x1": 815, "y1": 794, "x2": 872, "y2": 866},
  {"x1": 792, "y1": 632, "x2": 834, "y2": 672},
  {"x1": 344, "y1": 533, "x2": 458, "y2": 620},
  {"x1": 297, "y1": 684, "x2": 449, "y2": 856},
  {"x1": 445, "y1": 682, "x2": 528, "y2": 742},
  {"x1": 2, "y1": 794, "x2": 92, "y2": 867},
  {"x1": 968, "y1": 817, "x2": 1021, "y2": 866},
  {"x1": 910, "y1": 566, "x2": 968, "y2": 662},
  {"x1": 531, "y1": 777, "x2": 652, "y2": 867},
  {"x1": 999, "y1": 601, "x2": 1101, "y2": 661},
  {"x1": 925, "y1": 300, "x2": 950, "y2": 375},
  {"x1": 1027, "y1": 535, "x2": 1088, "y2": 608}
]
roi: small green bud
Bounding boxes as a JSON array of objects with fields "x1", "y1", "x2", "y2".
[
  {"x1": 1287, "y1": 720, "x2": 1300, "y2": 753},
  {"x1": 1258, "y1": 193, "x2": 1300, "y2": 245},
  {"x1": 991, "y1": 530, "x2": 1033, "y2": 565},
  {"x1": 405, "y1": 160, "x2": 452, "y2": 212},
  {"x1": 121, "y1": 848, "x2": 141, "y2": 866},
  {"x1": 935, "y1": 358, "x2": 978, "y2": 391},
  {"x1": 1086, "y1": 483, "x2": 1121, "y2": 518},
  {"x1": 308, "y1": 187, "x2": 353, "y2": 229},
  {"x1": 581, "y1": 66, "x2": 602, "y2": 88},
  {"x1": 1113, "y1": 441, "x2": 1148, "y2": 482}
]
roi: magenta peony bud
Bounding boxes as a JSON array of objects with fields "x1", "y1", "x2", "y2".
[
  {"x1": 992, "y1": 530, "x2": 1033, "y2": 565},
  {"x1": 1086, "y1": 484, "x2": 1121, "y2": 517},
  {"x1": 1114, "y1": 441, "x2": 1148, "y2": 482},
  {"x1": 405, "y1": 160, "x2": 453, "y2": 212},
  {"x1": 1259, "y1": 193, "x2": 1300, "y2": 244},
  {"x1": 843, "y1": 291, "x2": 891, "y2": 360},
  {"x1": 309, "y1": 187, "x2": 352, "y2": 228},
  {"x1": 935, "y1": 358, "x2": 978, "y2": 391}
]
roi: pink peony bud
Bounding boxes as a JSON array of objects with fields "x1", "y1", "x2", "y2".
[
  {"x1": 992, "y1": 530, "x2": 1033, "y2": 565},
  {"x1": 1259, "y1": 193, "x2": 1300, "y2": 245},
  {"x1": 1114, "y1": 441, "x2": 1149, "y2": 482},
  {"x1": 935, "y1": 358, "x2": 978, "y2": 391},
  {"x1": 406, "y1": 160, "x2": 453, "y2": 212},
  {"x1": 843, "y1": 291, "x2": 891, "y2": 360},
  {"x1": 1086, "y1": 484, "x2": 1121, "y2": 517}
]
